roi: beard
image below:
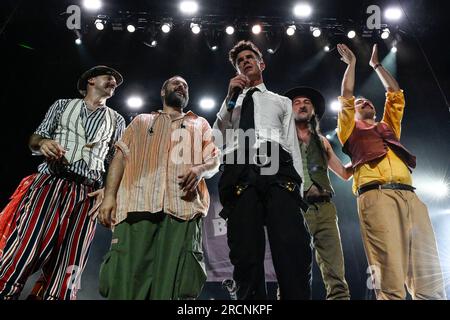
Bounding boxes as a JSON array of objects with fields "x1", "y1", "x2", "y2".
[
  {"x1": 164, "y1": 90, "x2": 188, "y2": 109},
  {"x1": 294, "y1": 113, "x2": 311, "y2": 123}
]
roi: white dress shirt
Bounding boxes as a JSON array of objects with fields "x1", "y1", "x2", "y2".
[{"x1": 213, "y1": 83, "x2": 303, "y2": 181}]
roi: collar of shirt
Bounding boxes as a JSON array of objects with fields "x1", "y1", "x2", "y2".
[
  {"x1": 152, "y1": 109, "x2": 199, "y2": 121},
  {"x1": 242, "y1": 83, "x2": 267, "y2": 95},
  {"x1": 82, "y1": 100, "x2": 107, "y2": 114}
]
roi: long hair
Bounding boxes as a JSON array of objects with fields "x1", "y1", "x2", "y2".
[{"x1": 309, "y1": 114, "x2": 321, "y2": 136}]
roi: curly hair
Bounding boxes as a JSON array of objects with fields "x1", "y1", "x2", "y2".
[{"x1": 228, "y1": 40, "x2": 263, "y2": 68}]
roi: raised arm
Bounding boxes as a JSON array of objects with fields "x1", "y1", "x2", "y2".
[
  {"x1": 336, "y1": 44, "x2": 357, "y2": 145},
  {"x1": 337, "y1": 44, "x2": 356, "y2": 98},
  {"x1": 369, "y1": 44, "x2": 400, "y2": 92}
]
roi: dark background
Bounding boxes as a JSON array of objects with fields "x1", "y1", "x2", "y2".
[{"x1": 1, "y1": 0, "x2": 449, "y2": 300}]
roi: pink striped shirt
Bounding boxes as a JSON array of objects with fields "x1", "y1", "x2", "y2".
[{"x1": 115, "y1": 110, "x2": 219, "y2": 223}]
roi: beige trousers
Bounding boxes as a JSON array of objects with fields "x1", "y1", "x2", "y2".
[{"x1": 357, "y1": 189, "x2": 446, "y2": 300}]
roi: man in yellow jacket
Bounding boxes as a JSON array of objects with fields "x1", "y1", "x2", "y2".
[{"x1": 336, "y1": 43, "x2": 446, "y2": 300}]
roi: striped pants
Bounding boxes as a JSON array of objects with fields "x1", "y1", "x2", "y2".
[{"x1": 0, "y1": 173, "x2": 97, "y2": 300}]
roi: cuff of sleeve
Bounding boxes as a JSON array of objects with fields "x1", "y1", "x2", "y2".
[
  {"x1": 33, "y1": 131, "x2": 52, "y2": 139},
  {"x1": 338, "y1": 96, "x2": 355, "y2": 109},
  {"x1": 385, "y1": 89, "x2": 404, "y2": 101},
  {"x1": 115, "y1": 141, "x2": 130, "y2": 158},
  {"x1": 217, "y1": 100, "x2": 232, "y2": 122}
]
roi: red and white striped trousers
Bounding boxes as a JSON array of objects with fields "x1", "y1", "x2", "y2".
[{"x1": 0, "y1": 173, "x2": 97, "y2": 300}]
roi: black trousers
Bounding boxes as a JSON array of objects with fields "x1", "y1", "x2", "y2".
[{"x1": 220, "y1": 164, "x2": 312, "y2": 300}]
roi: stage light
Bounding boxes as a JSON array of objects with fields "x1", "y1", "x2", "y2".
[
  {"x1": 347, "y1": 30, "x2": 356, "y2": 39},
  {"x1": 225, "y1": 26, "x2": 235, "y2": 35},
  {"x1": 330, "y1": 100, "x2": 341, "y2": 112},
  {"x1": 381, "y1": 28, "x2": 390, "y2": 39},
  {"x1": 75, "y1": 38, "x2": 82, "y2": 45},
  {"x1": 83, "y1": 0, "x2": 102, "y2": 10},
  {"x1": 211, "y1": 45, "x2": 218, "y2": 51},
  {"x1": 151, "y1": 40, "x2": 157, "y2": 47},
  {"x1": 436, "y1": 182, "x2": 449, "y2": 198},
  {"x1": 417, "y1": 178, "x2": 449, "y2": 199},
  {"x1": 312, "y1": 27, "x2": 321, "y2": 37},
  {"x1": 293, "y1": 3, "x2": 312, "y2": 18},
  {"x1": 286, "y1": 25, "x2": 296, "y2": 36},
  {"x1": 200, "y1": 97, "x2": 216, "y2": 110},
  {"x1": 179, "y1": 1, "x2": 198, "y2": 15},
  {"x1": 267, "y1": 48, "x2": 275, "y2": 54},
  {"x1": 190, "y1": 23, "x2": 201, "y2": 34},
  {"x1": 161, "y1": 23, "x2": 172, "y2": 33},
  {"x1": 252, "y1": 24, "x2": 262, "y2": 34},
  {"x1": 95, "y1": 19, "x2": 105, "y2": 31},
  {"x1": 384, "y1": 7, "x2": 402, "y2": 21},
  {"x1": 127, "y1": 96, "x2": 143, "y2": 109},
  {"x1": 127, "y1": 24, "x2": 136, "y2": 33},
  {"x1": 391, "y1": 45, "x2": 397, "y2": 53},
  {"x1": 324, "y1": 45, "x2": 330, "y2": 52}
]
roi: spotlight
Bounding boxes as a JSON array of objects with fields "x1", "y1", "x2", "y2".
[
  {"x1": 151, "y1": 40, "x2": 157, "y2": 47},
  {"x1": 293, "y1": 3, "x2": 312, "y2": 18},
  {"x1": 83, "y1": 0, "x2": 102, "y2": 10},
  {"x1": 252, "y1": 24, "x2": 262, "y2": 34},
  {"x1": 211, "y1": 45, "x2": 218, "y2": 51},
  {"x1": 225, "y1": 26, "x2": 235, "y2": 35},
  {"x1": 127, "y1": 96, "x2": 143, "y2": 109},
  {"x1": 95, "y1": 19, "x2": 105, "y2": 31},
  {"x1": 417, "y1": 178, "x2": 449, "y2": 199},
  {"x1": 267, "y1": 48, "x2": 275, "y2": 54},
  {"x1": 200, "y1": 97, "x2": 216, "y2": 110},
  {"x1": 180, "y1": 1, "x2": 199, "y2": 15},
  {"x1": 286, "y1": 25, "x2": 296, "y2": 36},
  {"x1": 391, "y1": 45, "x2": 397, "y2": 53},
  {"x1": 161, "y1": 23, "x2": 172, "y2": 33},
  {"x1": 347, "y1": 30, "x2": 356, "y2": 39},
  {"x1": 324, "y1": 45, "x2": 330, "y2": 52},
  {"x1": 330, "y1": 100, "x2": 341, "y2": 112},
  {"x1": 190, "y1": 23, "x2": 201, "y2": 34},
  {"x1": 384, "y1": 7, "x2": 403, "y2": 21},
  {"x1": 312, "y1": 27, "x2": 321, "y2": 38},
  {"x1": 75, "y1": 38, "x2": 82, "y2": 45},
  {"x1": 127, "y1": 24, "x2": 136, "y2": 33}
]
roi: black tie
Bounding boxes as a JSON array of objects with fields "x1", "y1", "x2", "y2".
[
  {"x1": 237, "y1": 87, "x2": 259, "y2": 155},
  {"x1": 238, "y1": 87, "x2": 259, "y2": 131}
]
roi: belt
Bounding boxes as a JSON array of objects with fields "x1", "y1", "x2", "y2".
[
  {"x1": 357, "y1": 183, "x2": 415, "y2": 196},
  {"x1": 54, "y1": 171, "x2": 102, "y2": 189},
  {"x1": 305, "y1": 194, "x2": 331, "y2": 204}
]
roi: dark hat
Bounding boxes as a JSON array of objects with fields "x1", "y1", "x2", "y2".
[
  {"x1": 77, "y1": 65, "x2": 123, "y2": 96},
  {"x1": 284, "y1": 86, "x2": 326, "y2": 120}
]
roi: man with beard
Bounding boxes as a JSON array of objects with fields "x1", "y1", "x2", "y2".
[
  {"x1": 0, "y1": 66, "x2": 125, "y2": 300},
  {"x1": 97, "y1": 76, "x2": 220, "y2": 300},
  {"x1": 284, "y1": 86, "x2": 351, "y2": 300},
  {"x1": 214, "y1": 40, "x2": 311, "y2": 300},
  {"x1": 337, "y1": 43, "x2": 446, "y2": 299}
]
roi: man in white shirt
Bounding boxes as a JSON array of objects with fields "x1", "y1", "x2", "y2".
[{"x1": 213, "y1": 40, "x2": 312, "y2": 300}]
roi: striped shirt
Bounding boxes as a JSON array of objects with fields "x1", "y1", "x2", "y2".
[
  {"x1": 115, "y1": 110, "x2": 219, "y2": 224},
  {"x1": 34, "y1": 99, "x2": 126, "y2": 182}
]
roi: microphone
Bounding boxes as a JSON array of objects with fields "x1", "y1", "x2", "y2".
[{"x1": 227, "y1": 87, "x2": 242, "y2": 111}]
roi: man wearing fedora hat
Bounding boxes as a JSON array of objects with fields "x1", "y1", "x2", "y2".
[
  {"x1": 0, "y1": 65, "x2": 125, "y2": 300},
  {"x1": 284, "y1": 86, "x2": 352, "y2": 300}
]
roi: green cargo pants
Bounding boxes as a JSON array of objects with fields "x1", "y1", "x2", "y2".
[
  {"x1": 303, "y1": 201, "x2": 350, "y2": 300},
  {"x1": 99, "y1": 212, "x2": 206, "y2": 300}
]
